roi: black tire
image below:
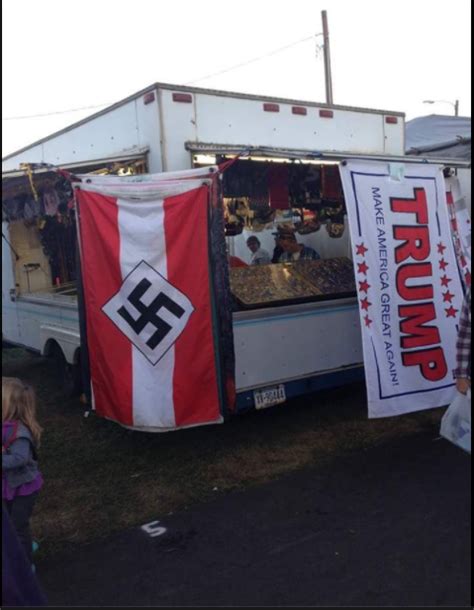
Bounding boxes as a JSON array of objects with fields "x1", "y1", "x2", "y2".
[
  {"x1": 72, "y1": 351, "x2": 83, "y2": 396},
  {"x1": 50, "y1": 343, "x2": 82, "y2": 397}
]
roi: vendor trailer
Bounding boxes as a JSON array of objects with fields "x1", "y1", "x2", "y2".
[{"x1": 2, "y1": 83, "x2": 469, "y2": 414}]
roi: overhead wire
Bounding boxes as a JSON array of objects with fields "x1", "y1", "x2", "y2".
[
  {"x1": 2, "y1": 33, "x2": 323, "y2": 121},
  {"x1": 185, "y1": 33, "x2": 322, "y2": 85},
  {"x1": 2, "y1": 103, "x2": 113, "y2": 121}
]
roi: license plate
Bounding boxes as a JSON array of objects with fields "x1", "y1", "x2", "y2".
[{"x1": 253, "y1": 384, "x2": 286, "y2": 410}]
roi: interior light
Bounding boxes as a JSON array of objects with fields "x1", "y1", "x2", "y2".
[
  {"x1": 234, "y1": 155, "x2": 339, "y2": 166},
  {"x1": 194, "y1": 154, "x2": 217, "y2": 165}
]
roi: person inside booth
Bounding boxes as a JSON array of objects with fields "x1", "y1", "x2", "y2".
[
  {"x1": 246, "y1": 236, "x2": 271, "y2": 265},
  {"x1": 273, "y1": 228, "x2": 321, "y2": 262}
]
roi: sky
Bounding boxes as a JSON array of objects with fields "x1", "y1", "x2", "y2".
[{"x1": 2, "y1": 0, "x2": 471, "y2": 157}]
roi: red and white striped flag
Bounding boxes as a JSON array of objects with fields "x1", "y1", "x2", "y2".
[{"x1": 75, "y1": 176, "x2": 223, "y2": 431}]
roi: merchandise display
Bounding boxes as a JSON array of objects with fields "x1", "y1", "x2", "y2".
[
  {"x1": 229, "y1": 257, "x2": 356, "y2": 308},
  {"x1": 295, "y1": 257, "x2": 355, "y2": 295},
  {"x1": 229, "y1": 263, "x2": 322, "y2": 307},
  {"x1": 221, "y1": 159, "x2": 348, "y2": 237},
  {"x1": 4, "y1": 159, "x2": 352, "y2": 302}
]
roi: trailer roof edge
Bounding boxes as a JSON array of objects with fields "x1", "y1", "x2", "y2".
[{"x1": 3, "y1": 82, "x2": 405, "y2": 163}]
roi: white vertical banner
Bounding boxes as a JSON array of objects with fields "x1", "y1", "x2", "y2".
[
  {"x1": 340, "y1": 160, "x2": 464, "y2": 418},
  {"x1": 444, "y1": 175, "x2": 471, "y2": 289}
]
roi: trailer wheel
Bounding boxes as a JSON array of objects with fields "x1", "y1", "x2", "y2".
[{"x1": 50, "y1": 344, "x2": 82, "y2": 397}]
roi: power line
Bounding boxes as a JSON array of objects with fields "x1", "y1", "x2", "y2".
[
  {"x1": 2, "y1": 34, "x2": 322, "y2": 121},
  {"x1": 2, "y1": 103, "x2": 112, "y2": 121},
  {"x1": 185, "y1": 34, "x2": 322, "y2": 85}
]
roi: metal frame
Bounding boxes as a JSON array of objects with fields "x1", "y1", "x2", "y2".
[
  {"x1": 2, "y1": 147, "x2": 149, "y2": 179},
  {"x1": 186, "y1": 142, "x2": 471, "y2": 169}
]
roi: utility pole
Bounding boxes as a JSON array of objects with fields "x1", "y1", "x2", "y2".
[
  {"x1": 321, "y1": 10, "x2": 334, "y2": 105},
  {"x1": 423, "y1": 99, "x2": 460, "y2": 116}
]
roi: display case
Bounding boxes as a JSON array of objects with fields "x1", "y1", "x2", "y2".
[
  {"x1": 229, "y1": 257, "x2": 356, "y2": 309},
  {"x1": 295, "y1": 257, "x2": 356, "y2": 296}
]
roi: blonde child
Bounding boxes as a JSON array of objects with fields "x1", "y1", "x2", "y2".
[{"x1": 2, "y1": 377, "x2": 43, "y2": 564}]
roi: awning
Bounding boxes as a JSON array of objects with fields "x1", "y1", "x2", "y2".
[
  {"x1": 186, "y1": 141, "x2": 471, "y2": 168},
  {"x1": 2, "y1": 147, "x2": 149, "y2": 179},
  {"x1": 2, "y1": 148, "x2": 150, "y2": 203}
]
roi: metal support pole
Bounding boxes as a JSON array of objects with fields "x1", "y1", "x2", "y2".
[
  {"x1": 321, "y1": 10, "x2": 334, "y2": 105},
  {"x1": 455, "y1": 99, "x2": 459, "y2": 116},
  {"x1": 74, "y1": 199, "x2": 92, "y2": 406}
]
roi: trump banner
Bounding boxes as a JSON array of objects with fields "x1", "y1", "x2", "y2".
[
  {"x1": 75, "y1": 171, "x2": 224, "y2": 431},
  {"x1": 340, "y1": 160, "x2": 464, "y2": 418}
]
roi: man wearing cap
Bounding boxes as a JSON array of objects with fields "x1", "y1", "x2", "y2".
[
  {"x1": 246, "y1": 236, "x2": 271, "y2": 265},
  {"x1": 275, "y1": 229, "x2": 321, "y2": 262}
]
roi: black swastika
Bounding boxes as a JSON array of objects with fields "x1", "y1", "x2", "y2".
[{"x1": 117, "y1": 278, "x2": 185, "y2": 350}]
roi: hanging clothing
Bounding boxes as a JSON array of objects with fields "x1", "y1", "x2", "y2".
[
  {"x1": 42, "y1": 189, "x2": 60, "y2": 216},
  {"x1": 268, "y1": 164, "x2": 289, "y2": 210},
  {"x1": 321, "y1": 166, "x2": 344, "y2": 201},
  {"x1": 23, "y1": 198, "x2": 41, "y2": 221}
]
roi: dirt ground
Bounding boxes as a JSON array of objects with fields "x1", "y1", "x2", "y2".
[{"x1": 2, "y1": 346, "x2": 453, "y2": 561}]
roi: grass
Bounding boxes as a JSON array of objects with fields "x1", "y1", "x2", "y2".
[{"x1": 2, "y1": 347, "x2": 444, "y2": 560}]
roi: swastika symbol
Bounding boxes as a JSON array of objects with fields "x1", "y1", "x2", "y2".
[
  {"x1": 117, "y1": 278, "x2": 185, "y2": 350},
  {"x1": 102, "y1": 260, "x2": 194, "y2": 365}
]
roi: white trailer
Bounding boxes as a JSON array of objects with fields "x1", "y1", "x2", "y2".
[
  {"x1": 2, "y1": 83, "x2": 469, "y2": 409},
  {"x1": 2, "y1": 82, "x2": 406, "y2": 174}
]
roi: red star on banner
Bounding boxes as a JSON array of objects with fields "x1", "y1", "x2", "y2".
[
  {"x1": 465, "y1": 270, "x2": 471, "y2": 286},
  {"x1": 442, "y1": 291, "x2": 455, "y2": 303},
  {"x1": 440, "y1": 275, "x2": 452, "y2": 287},
  {"x1": 358, "y1": 279, "x2": 370, "y2": 293},
  {"x1": 357, "y1": 261, "x2": 369, "y2": 275},
  {"x1": 356, "y1": 243, "x2": 368, "y2": 256},
  {"x1": 460, "y1": 255, "x2": 467, "y2": 268},
  {"x1": 364, "y1": 315, "x2": 373, "y2": 328},
  {"x1": 360, "y1": 297, "x2": 372, "y2": 311},
  {"x1": 437, "y1": 242, "x2": 447, "y2": 255},
  {"x1": 445, "y1": 306, "x2": 458, "y2": 318},
  {"x1": 439, "y1": 259, "x2": 449, "y2": 271}
]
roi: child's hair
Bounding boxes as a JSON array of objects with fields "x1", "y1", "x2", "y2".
[{"x1": 2, "y1": 377, "x2": 42, "y2": 446}]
